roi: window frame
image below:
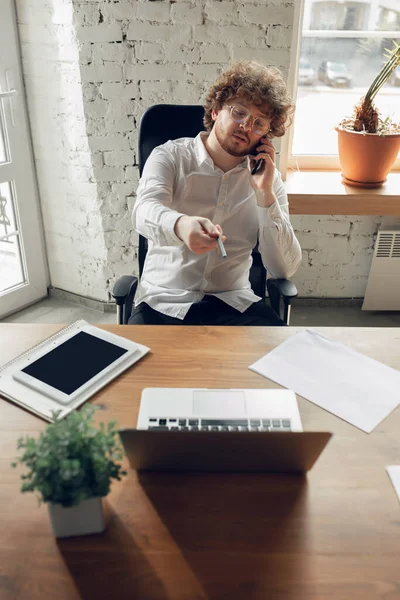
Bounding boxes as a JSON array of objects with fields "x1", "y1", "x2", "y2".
[{"x1": 281, "y1": 1, "x2": 400, "y2": 178}]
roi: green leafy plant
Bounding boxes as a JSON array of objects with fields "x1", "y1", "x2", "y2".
[
  {"x1": 340, "y1": 41, "x2": 400, "y2": 134},
  {"x1": 11, "y1": 405, "x2": 127, "y2": 508}
]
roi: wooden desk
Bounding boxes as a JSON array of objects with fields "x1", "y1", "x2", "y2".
[{"x1": 1, "y1": 325, "x2": 400, "y2": 600}]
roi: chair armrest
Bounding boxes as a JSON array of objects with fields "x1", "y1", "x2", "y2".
[
  {"x1": 267, "y1": 278, "x2": 298, "y2": 299},
  {"x1": 111, "y1": 275, "x2": 138, "y2": 324},
  {"x1": 112, "y1": 275, "x2": 138, "y2": 301},
  {"x1": 267, "y1": 278, "x2": 298, "y2": 325}
]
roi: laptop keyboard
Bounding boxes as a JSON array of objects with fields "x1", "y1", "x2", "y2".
[{"x1": 147, "y1": 418, "x2": 292, "y2": 432}]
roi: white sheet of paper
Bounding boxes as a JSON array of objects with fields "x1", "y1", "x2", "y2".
[
  {"x1": 386, "y1": 466, "x2": 400, "y2": 503},
  {"x1": 249, "y1": 330, "x2": 400, "y2": 433}
]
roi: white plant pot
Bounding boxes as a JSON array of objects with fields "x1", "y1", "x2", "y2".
[{"x1": 48, "y1": 496, "x2": 105, "y2": 538}]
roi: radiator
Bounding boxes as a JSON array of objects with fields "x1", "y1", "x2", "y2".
[{"x1": 362, "y1": 227, "x2": 400, "y2": 311}]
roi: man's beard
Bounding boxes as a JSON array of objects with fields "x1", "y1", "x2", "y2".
[{"x1": 214, "y1": 121, "x2": 258, "y2": 157}]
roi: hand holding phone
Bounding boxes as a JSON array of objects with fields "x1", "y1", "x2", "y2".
[
  {"x1": 248, "y1": 138, "x2": 280, "y2": 206},
  {"x1": 251, "y1": 157, "x2": 263, "y2": 175},
  {"x1": 249, "y1": 141, "x2": 280, "y2": 175}
]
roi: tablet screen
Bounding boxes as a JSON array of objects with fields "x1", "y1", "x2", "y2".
[{"x1": 21, "y1": 331, "x2": 128, "y2": 395}]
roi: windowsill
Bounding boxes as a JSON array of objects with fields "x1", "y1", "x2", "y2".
[{"x1": 286, "y1": 170, "x2": 400, "y2": 215}]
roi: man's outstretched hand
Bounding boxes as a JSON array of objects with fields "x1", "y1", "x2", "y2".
[{"x1": 174, "y1": 215, "x2": 226, "y2": 255}]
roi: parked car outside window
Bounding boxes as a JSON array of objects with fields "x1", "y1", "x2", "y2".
[
  {"x1": 318, "y1": 61, "x2": 352, "y2": 88},
  {"x1": 298, "y1": 57, "x2": 315, "y2": 86}
]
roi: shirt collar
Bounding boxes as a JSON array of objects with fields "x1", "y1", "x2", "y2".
[
  {"x1": 195, "y1": 132, "x2": 249, "y2": 172},
  {"x1": 194, "y1": 132, "x2": 212, "y2": 167}
]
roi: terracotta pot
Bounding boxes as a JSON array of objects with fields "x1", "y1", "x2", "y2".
[{"x1": 335, "y1": 126, "x2": 400, "y2": 188}]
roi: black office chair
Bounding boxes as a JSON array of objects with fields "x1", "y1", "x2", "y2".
[{"x1": 112, "y1": 104, "x2": 298, "y2": 325}]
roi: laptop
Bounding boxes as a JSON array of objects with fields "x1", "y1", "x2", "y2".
[{"x1": 119, "y1": 388, "x2": 332, "y2": 473}]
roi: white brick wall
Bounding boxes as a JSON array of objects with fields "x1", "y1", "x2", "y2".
[
  {"x1": 16, "y1": 0, "x2": 381, "y2": 301},
  {"x1": 290, "y1": 215, "x2": 382, "y2": 297},
  {"x1": 15, "y1": 0, "x2": 110, "y2": 301}
]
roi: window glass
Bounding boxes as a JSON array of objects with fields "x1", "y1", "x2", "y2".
[
  {"x1": 0, "y1": 181, "x2": 25, "y2": 293},
  {"x1": 292, "y1": 0, "x2": 400, "y2": 157}
]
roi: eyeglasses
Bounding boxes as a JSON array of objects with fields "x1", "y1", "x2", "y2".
[{"x1": 225, "y1": 104, "x2": 270, "y2": 136}]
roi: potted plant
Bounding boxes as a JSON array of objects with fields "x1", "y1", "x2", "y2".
[
  {"x1": 335, "y1": 41, "x2": 400, "y2": 188},
  {"x1": 11, "y1": 405, "x2": 127, "y2": 538}
]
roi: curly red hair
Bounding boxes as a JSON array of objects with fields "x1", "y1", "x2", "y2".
[{"x1": 203, "y1": 61, "x2": 294, "y2": 138}]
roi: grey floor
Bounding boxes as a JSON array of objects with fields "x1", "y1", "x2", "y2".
[{"x1": 2, "y1": 295, "x2": 400, "y2": 327}]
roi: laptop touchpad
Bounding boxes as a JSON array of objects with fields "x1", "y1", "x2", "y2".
[{"x1": 193, "y1": 390, "x2": 246, "y2": 416}]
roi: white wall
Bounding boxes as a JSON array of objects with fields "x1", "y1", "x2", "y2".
[
  {"x1": 291, "y1": 215, "x2": 382, "y2": 297},
  {"x1": 15, "y1": 0, "x2": 381, "y2": 301},
  {"x1": 16, "y1": 0, "x2": 111, "y2": 301}
]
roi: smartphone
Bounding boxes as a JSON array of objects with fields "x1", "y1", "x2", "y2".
[
  {"x1": 249, "y1": 142, "x2": 279, "y2": 175},
  {"x1": 249, "y1": 146, "x2": 263, "y2": 175}
]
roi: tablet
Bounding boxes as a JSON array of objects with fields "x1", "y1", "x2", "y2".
[{"x1": 12, "y1": 325, "x2": 139, "y2": 405}]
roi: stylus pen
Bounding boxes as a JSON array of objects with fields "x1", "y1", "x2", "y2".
[
  {"x1": 217, "y1": 235, "x2": 227, "y2": 258},
  {"x1": 251, "y1": 151, "x2": 280, "y2": 175}
]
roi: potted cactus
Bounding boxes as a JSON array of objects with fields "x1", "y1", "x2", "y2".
[
  {"x1": 335, "y1": 41, "x2": 400, "y2": 188},
  {"x1": 11, "y1": 405, "x2": 127, "y2": 538}
]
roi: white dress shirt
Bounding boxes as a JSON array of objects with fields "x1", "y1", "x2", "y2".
[{"x1": 132, "y1": 132, "x2": 301, "y2": 319}]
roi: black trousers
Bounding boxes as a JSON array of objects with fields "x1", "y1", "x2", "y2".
[{"x1": 128, "y1": 295, "x2": 285, "y2": 326}]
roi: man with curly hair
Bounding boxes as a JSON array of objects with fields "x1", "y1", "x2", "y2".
[{"x1": 130, "y1": 61, "x2": 301, "y2": 325}]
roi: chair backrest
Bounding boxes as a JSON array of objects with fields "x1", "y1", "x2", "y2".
[
  {"x1": 137, "y1": 104, "x2": 205, "y2": 278},
  {"x1": 137, "y1": 104, "x2": 266, "y2": 298},
  {"x1": 139, "y1": 104, "x2": 205, "y2": 177}
]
